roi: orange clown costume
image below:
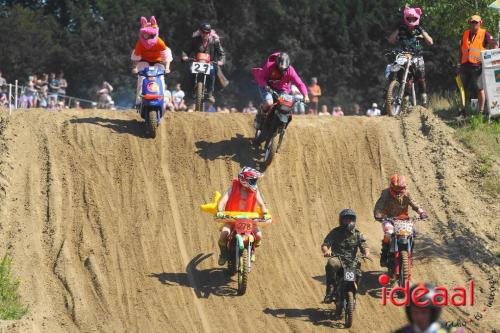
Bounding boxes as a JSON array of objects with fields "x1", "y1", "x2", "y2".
[
  {"x1": 131, "y1": 16, "x2": 173, "y2": 105},
  {"x1": 214, "y1": 167, "x2": 269, "y2": 265}
]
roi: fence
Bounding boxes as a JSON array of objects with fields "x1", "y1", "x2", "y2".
[{"x1": 1, "y1": 80, "x2": 126, "y2": 115}]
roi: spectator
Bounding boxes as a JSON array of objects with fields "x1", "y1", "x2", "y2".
[
  {"x1": 366, "y1": 103, "x2": 381, "y2": 117},
  {"x1": 48, "y1": 73, "x2": 60, "y2": 106},
  {"x1": 163, "y1": 83, "x2": 174, "y2": 112},
  {"x1": 187, "y1": 103, "x2": 196, "y2": 112},
  {"x1": 19, "y1": 88, "x2": 29, "y2": 108},
  {"x1": 98, "y1": 81, "x2": 114, "y2": 109},
  {"x1": 25, "y1": 75, "x2": 37, "y2": 108},
  {"x1": 318, "y1": 104, "x2": 330, "y2": 116},
  {"x1": 230, "y1": 107, "x2": 239, "y2": 113},
  {"x1": 218, "y1": 103, "x2": 230, "y2": 113},
  {"x1": 205, "y1": 97, "x2": 216, "y2": 112},
  {"x1": 291, "y1": 84, "x2": 305, "y2": 114},
  {"x1": 332, "y1": 106, "x2": 344, "y2": 116},
  {"x1": 242, "y1": 101, "x2": 258, "y2": 114},
  {"x1": 58, "y1": 72, "x2": 68, "y2": 107},
  {"x1": 308, "y1": 77, "x2": 321, "y2": 115},
  {"x1": 73, "y1": 100, "x2": 81, "y2": 109},
  {"x1": 352, "y1": 103, "x2": 361, "y2": 116},
  {"x1": 0, "y1": 91, "x2": 7, "y2": 107},
  {"x1": 0, "y1": 72, "x2": 7, "y2": 107},
  {"x1": 458, "y1": 15, "x2": 498, "y2": 114},
  {"x1": 172, "y1": 83, "x2": 187, "y2": 111},
  {"x1": 36, "y1": 74, "x2": 49, "y2": 108},
  {"x1": 0, "y1": 71, "x2": 7, "y2": 89}
]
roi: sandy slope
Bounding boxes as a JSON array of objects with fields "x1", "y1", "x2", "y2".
[{"x1": 0, "y1": 108, "x2": 497, "y2": 333}]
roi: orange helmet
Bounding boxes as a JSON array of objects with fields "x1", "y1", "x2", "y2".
[{"x1": 389, "y1": 174, "x2": 407, "y2": 197}]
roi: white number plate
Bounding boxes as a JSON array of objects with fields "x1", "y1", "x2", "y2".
[
  {"x1": 344, "y1": 270, "x2": 355, "y2": 282},
  {"x1": 394, "y1": 220, "x2": 414, "y2": 236},
  {"x1": 191, "y1": 62, "x2": 212, "y2": 75}
]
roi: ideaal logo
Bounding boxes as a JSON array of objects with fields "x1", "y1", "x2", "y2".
[
  {"x1": 378, "y1": 274, "x2": 498, "y2": 330},
  {"x1": 377, "y1": 274, "x2": 474, "y2": 306}
]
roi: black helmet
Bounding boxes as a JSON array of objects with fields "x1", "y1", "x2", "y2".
[
  {"x1": 406, "y1": 283, "x2": 443, "y2": 325},
  {"x1": 276, "y1": 52, "x2": 290, "y2": 73},
  {"x1": 339, "y1": 208, "x2": 356, "y2": 232},
  {"x1": 199, "y1": 22, "x2": 211, "y2": 33}
]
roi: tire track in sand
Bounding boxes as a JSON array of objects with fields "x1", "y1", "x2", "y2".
[{"x1": 159, "y1": 138, "x2": 212, "y2": 333}]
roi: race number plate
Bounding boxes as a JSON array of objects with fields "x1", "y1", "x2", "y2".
[
  {"x1": 394, "y1": 220, "x2": 414, "y2": 236},
  {"x1": 344, "y1": 269, "x2": 356, "y2": 282},
  {"x1": 191, "y1": 62, "x2": 212, "y2": 75}
]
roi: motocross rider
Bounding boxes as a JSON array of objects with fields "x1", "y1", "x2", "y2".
[
  {"x1": 373, "y1": 175, "x2": 428, "y2": 268},
  {"x1": 216, "y1": 167, "x2": 270, "y2": 265},
  {"x1": 251, "y1": 52, "x2": 310, "y2": 129},
  {"x1": 394, "y1": 283, "x2": 465, "y2": 333},
  {"x1": 131, "y1": 16, "x2": 172, "y2": 107},
  {"x1": 387, "y1": 6, "x2": 433, "y2": 107},
  {"x1": 321, "y1": 209, "x2": 371, "y2": 304},
  {"x1": 181, "y1": 22, "x2": 226, "y2": 99}
]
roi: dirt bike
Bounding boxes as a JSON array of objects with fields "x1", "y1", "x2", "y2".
[
  {"x1": 137, "y1": 66, "x2": 166, "y2": 138},
  {"x1": 325, "y1": 253, "x2": 371, "y2": 328},
  {"x1": 189, "y1": 53, "x2": 214, "y2": 112},
  {"x1": 384, "y1": 49, "x2": 421, "y2": 117},
  {"x1": 215, "y1": 213, "x2": 272, "y2": 296},
  {"x1": 254, "y1": 89, "x2": 298, "y2": 167},
  {"x1": 381, "y1": 217, "x2": 424, "y2": 287}
]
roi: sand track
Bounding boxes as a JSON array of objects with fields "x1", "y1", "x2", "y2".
[{"x1": 0, "y1": 109, "x2": 497, "y2": 332}]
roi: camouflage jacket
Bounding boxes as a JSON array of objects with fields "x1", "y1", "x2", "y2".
[{"x1": 322, "y1": 226, "x2": 367, "y2": 261}]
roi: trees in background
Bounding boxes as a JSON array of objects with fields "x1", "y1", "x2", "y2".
[{"x1": 0, "y1": 0, "x2": 498, "y2": 108}]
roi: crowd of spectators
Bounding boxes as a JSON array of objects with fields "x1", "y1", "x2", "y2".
[
  {"x1": 163, "y1": 77, "x2": 382, "y2": 116},
  {"x1": 0, "y1": 71, "x2": 73, "y2": 110},
  {"x1": 1, "y1": 72, "x2": 383, "y2": 116}
]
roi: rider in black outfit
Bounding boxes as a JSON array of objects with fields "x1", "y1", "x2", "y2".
[{"x1": 182, "y1": 22, "x2": 226, "y2": 99}]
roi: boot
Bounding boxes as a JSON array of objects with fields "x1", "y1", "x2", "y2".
[
  {"x1": 380, "y1": 241, "x2": 389, "y2": 268},
  {"x1": 251, "y1": 239, "x2": 261, "y2": 262},
  {"x1": 420, "y1": 93, "x2": 428, "y2": 107},
  {"x1": 323, "y1": 284, "x2": 336, "y2": 304},
  {"x1": 218, "y1": 244, "x2": 228, "y2": 266},
  {"x1": 254, "y1": 106, "x2": 267, "y2": 129}
]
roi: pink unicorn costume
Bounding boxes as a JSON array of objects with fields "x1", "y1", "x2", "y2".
[{"x1": 131, "y1": 16, "x2": 172, "y2": 104}]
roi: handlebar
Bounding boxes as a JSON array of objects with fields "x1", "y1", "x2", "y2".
[
  {"x1": 265, "y1": 86, "x2": 305, "y2": 103},
  {"x1": 214, "y1": 216, "x2": 272, "y2": 227},
  {"x1": 376, "y1": 217, "x2": 426, "y2": 224},
  {"x1": 185, "y1": 57, "x2": 216, "y2": 64},
  {"x1": 323, "y1": 253, "x2": 373, "y2": 262}
]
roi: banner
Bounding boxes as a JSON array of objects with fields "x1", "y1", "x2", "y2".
[{"x1": 481, "y1": 49, "x2": 500, "y2": 117}]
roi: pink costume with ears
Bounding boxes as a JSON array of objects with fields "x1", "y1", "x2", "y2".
[
  {"x1": 403, "y1": 7, "x2": 422, "y2": 29},
  {"x1": 139, "y1": 16, "x2": 159, "y2": 49},
  {"x1": 131, "y1": 16, "x2": 172, "y2": 105}
]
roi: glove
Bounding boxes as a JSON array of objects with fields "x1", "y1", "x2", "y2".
[
  {"x1": 263, "y1": 213, "x2": 271, "y2": 221},
  {"x1": 216, "y1": 212, "x2": 225, "y2": 218},
  {"x1": 419, "y1": 211, "x2": 428, "y2": 220}
]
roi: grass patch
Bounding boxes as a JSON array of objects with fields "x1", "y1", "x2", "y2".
[
  {"x1": 456, "y1": 116, "x2": 500, "y2": 196},
  {"x1": 430, "y1": 94, "x2": 500, "y2": 196},
  {"x1": 0, "y1": 255, "x2": 28, "y2": 320}
]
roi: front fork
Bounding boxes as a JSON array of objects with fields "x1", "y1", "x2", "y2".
[
  {"x1": 398, "y1": 62, "x2": 412, "y2": 102},
  {"x1": 392, "y1": 237, "x2": 413, "y2": 279},
  {"x1": 234, "y1": 234, "x2": 254, "y2": 273}
]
